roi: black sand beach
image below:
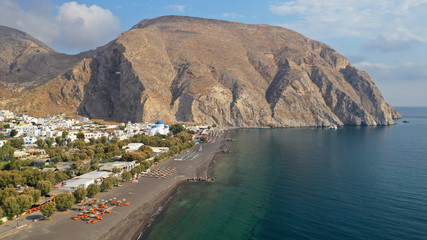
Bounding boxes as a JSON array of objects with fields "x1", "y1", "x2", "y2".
[{"x1": 0, "y1": 131, "x2": 227, "y2": 240}]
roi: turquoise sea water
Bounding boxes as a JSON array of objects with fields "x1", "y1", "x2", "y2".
[{"x1": 142, "y1": 107, "x2": 427, "y2": 240}]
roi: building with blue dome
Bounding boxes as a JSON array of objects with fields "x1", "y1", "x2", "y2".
[{"x1": 149, "y1": 120, "x2": 170, "y2": 136}]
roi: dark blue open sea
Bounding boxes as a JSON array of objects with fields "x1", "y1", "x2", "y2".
[{"x1": 142, "y1": 107, "x2": 427, "y2": 240}]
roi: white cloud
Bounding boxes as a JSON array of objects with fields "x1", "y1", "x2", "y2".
[
  {"x1": 168, "y1": 4, "x2": 186, "y2": 12},
  {"x1": 0, "y1": 0, "x2": 122, "y2": 54},
  {"x1": 355, "y1": 61, "x2": 389, "y2": 70},
  {"x1": 269, "y1": 0, "x2": 427, "y2": 45},
  {"x1": 56, "y1": 2, "x2": 121, "y2": 52},
  {"x1": 221, "y1": 12, "x2": 245, "y2": 19}
]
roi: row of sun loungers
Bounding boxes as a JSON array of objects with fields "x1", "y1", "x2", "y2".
[{"x1": 143, "y1": 167, "x2": 176, "y2": 179}]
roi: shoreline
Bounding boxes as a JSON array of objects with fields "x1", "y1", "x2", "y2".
[
  {"x1": 134, "y1": 136, "x2": 228, "y2": 240},
  {"x1": 1, "y1": 129, "x2": 229, "y2": 240},
  {"x1": 107, "y1": 130, "x2": 229, "y2": 240}
]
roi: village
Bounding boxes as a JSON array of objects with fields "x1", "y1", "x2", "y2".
[{"x1": 0, "y1": 109, "x2": 216, "y2": 232}]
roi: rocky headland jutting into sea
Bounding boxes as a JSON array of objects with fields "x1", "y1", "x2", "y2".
[{"x1": 0, "y1": 15, "x2": 400, "y2": 127}]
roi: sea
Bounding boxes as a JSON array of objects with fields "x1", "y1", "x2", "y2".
[{"x1": 141, "y1": 107, "x2": 427, "y2": 240}]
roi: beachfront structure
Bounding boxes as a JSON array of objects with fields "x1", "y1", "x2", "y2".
[
  {"x1": 61, "y1": 171, "x2": 111, "y2": 190},
  {"x1": 149, "y1": 121, "x2": 170, "y2": 136},
  {"x1": 123, "y1": 143, "x2": 144, "y2": 152},
  {"x1": 151, "y1": 147, "x2": 170, "y2": 156},
  {"x1": 99, "y1": 161, "x2": 137, "y2": 173}
]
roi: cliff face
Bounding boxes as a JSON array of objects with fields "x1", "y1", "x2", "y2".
[{"x1": 0, "y1": 16, "x2": 401, "y2": 126}]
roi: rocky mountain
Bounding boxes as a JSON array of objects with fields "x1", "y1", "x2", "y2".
[{"x1": 0, "y1": 16, "x2": 401, "y2": 126}]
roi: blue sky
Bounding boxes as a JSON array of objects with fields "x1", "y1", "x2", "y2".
[{"x1": 1, "y1": 0, "x2": 426, "y2": 106}]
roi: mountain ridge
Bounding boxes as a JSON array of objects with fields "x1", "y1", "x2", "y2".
[{"x1": 0, "y1": 16, "x2": 401, "y2": 126}]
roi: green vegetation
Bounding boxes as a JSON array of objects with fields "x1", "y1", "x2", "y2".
[
  {"x1": 37, "y1": 180, "x2": 52, "y2": 196},
  {"x1": 22, "y1": 187, "x2": 41, "y2": 203},
  {"x1": 10, "y1": 129, "x2": 18, "y2": 137},
  {"x1": 73, "y1": 187, "x2": 87, "y2": 203},
  {"x1": 3, "y1": 197, "x2": 20, "y2": 219},
  {"x1": 41, "y1": 202, "x2": 56, "y2": 218},
  {"x1": 76, "y1": 132, "x2": 85, "y2": 139},
  {"x1": 16, "y1": 194, "x2": 33, "y2": 213},
  {"x1": 170, "y1": 124, "x2": 185, "y2": 135},
  {"x1": 101, "y1": 178, "x2": 113, "y2": 192},
  {"x1": 86, "y1": 184, "x2": 100, "y2": 198},
  {"x1": 0, "y1": 125, "x2": 197, "y2": 220},
  {"x1": 200, "y1": 135, "x2": 207, "y2": 143},
  {"x1": 0, "y1": 188, "x2": 18, "y2": 206},
  {"x1": 121, "y1": 171, "x2": 132, "y2": 181},
  {"x1": 0, "y1": 142, "x2": 15, "y2": 162},
  {"x1": 55, "y1": 193, "x2": 75, "y2": 211}
]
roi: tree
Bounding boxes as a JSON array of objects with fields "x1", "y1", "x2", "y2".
[
  {"x1": 0, "y1": 143, "x2": 15, "y2": 162},
  {"x1": 200, "y1": 135, "x2": 207, "y2": 143},
  {"x1": 131, "y1": 167, "x2": 139, "y2": 176},
  {"x1": 101, "y1": 178, "x2": 113, "y2": 192},
  {"x1": 3, "y1": 197, "x2": 20, "y2": 219},
  {"x1": 121, "y1": 171, "x2": 132, "y2": 181},
  {"x1": 170, "y1": 124, "x2": 185, "y2": 135},
  {"x1": 17, "y1": 194, "x2": 33, "y2": 214},
  {"x1": 0, "y1": 188, "x2": 18, "y2": 205},
  {"x1": 176, "y1": 131, "x2": 193, "y2": 143},
  {"x1": 10, "y1": 129, "x2": 18, "y2": 137},
  {"x1": 41, "y1": 202, "x2": 56, "y2": 219},
  {"x1": 37, "y1": 180, "x2": 52, "y2": 196},
  {"x1": 45, "y1": 138, "x2": 54, "y2": 148},
  {"x1": 138, "y1": 145, "x2": 153, "y2": 154},
  {"x1": 112, "y1": 167, "x2": 121, "y2": 174},
  {"x1": 73, "y1": 187, "x2": 87, "y2": 203},
  {"x1": 121, "y1": 152, "x2": 148, "y2": 162},
  {"x1": 36, "y1": 139, "x2": 45, "y2": 148},
  {"x1": 87, "y1": 184, "x2": 100, "y2": 198},
  {"x1": 3, "y1": 124, "x2": 10, "y2": 129},
  {"x1": 55, "y1": 136, "x2": 64, "y2": 146},
  {"x1": 62, "y1": 131, "x2": 69, "y2": 139},
  {"x1": 55, "y1": 193, "x2": 75, "y2": 211},
  {"x1": 55, "y1": 171, "x2": 70, "y2": 183},
  {"x1": 23, "y1": 187, "x2": 41, "y2": 203},
  {"x1": 10, "y1": 138, "x2": 24, "y2": 149},
  {"x1": 76, "y1": 132, "x2": 85, "y2": 140},
  {"x1": 90, "y1": 162, "x2": 99, "y2": 171}
]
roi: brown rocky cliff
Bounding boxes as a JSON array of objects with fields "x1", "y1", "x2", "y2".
[
  {"x1": 0, "y1": 16, "x2": 401, "y2": 126},
  {"x1": 78, "y1": 16, "x2": 400, "y2": 126}
]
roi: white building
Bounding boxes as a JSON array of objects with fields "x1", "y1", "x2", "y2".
[
  {"x1": 149, "y1": 121, "x2": 170, "y2": 136},
  {"x1": 123, "y1": 143, "x2": 144, "y2": 152},
  {"x1": 99, "y1": 161, "x2": 137, "y2": 173},
  {"x1": 62, "y1": 171, "x2": 111, "y2": 190},
  {"x1": 24, "y1": 136, "x2": 38, "y2": 147},
  {"x1": 0, "y1": 110, "x2": 15, "y2": 120}
]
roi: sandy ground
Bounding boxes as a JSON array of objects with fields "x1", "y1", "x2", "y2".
[{"x1": 0, "y1": 132, "x2": 227, "y2": 240}]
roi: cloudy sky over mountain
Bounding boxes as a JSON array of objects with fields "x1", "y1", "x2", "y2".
[{"x1": 1, "y1": 0, "x2": 426, "y2": 106}]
